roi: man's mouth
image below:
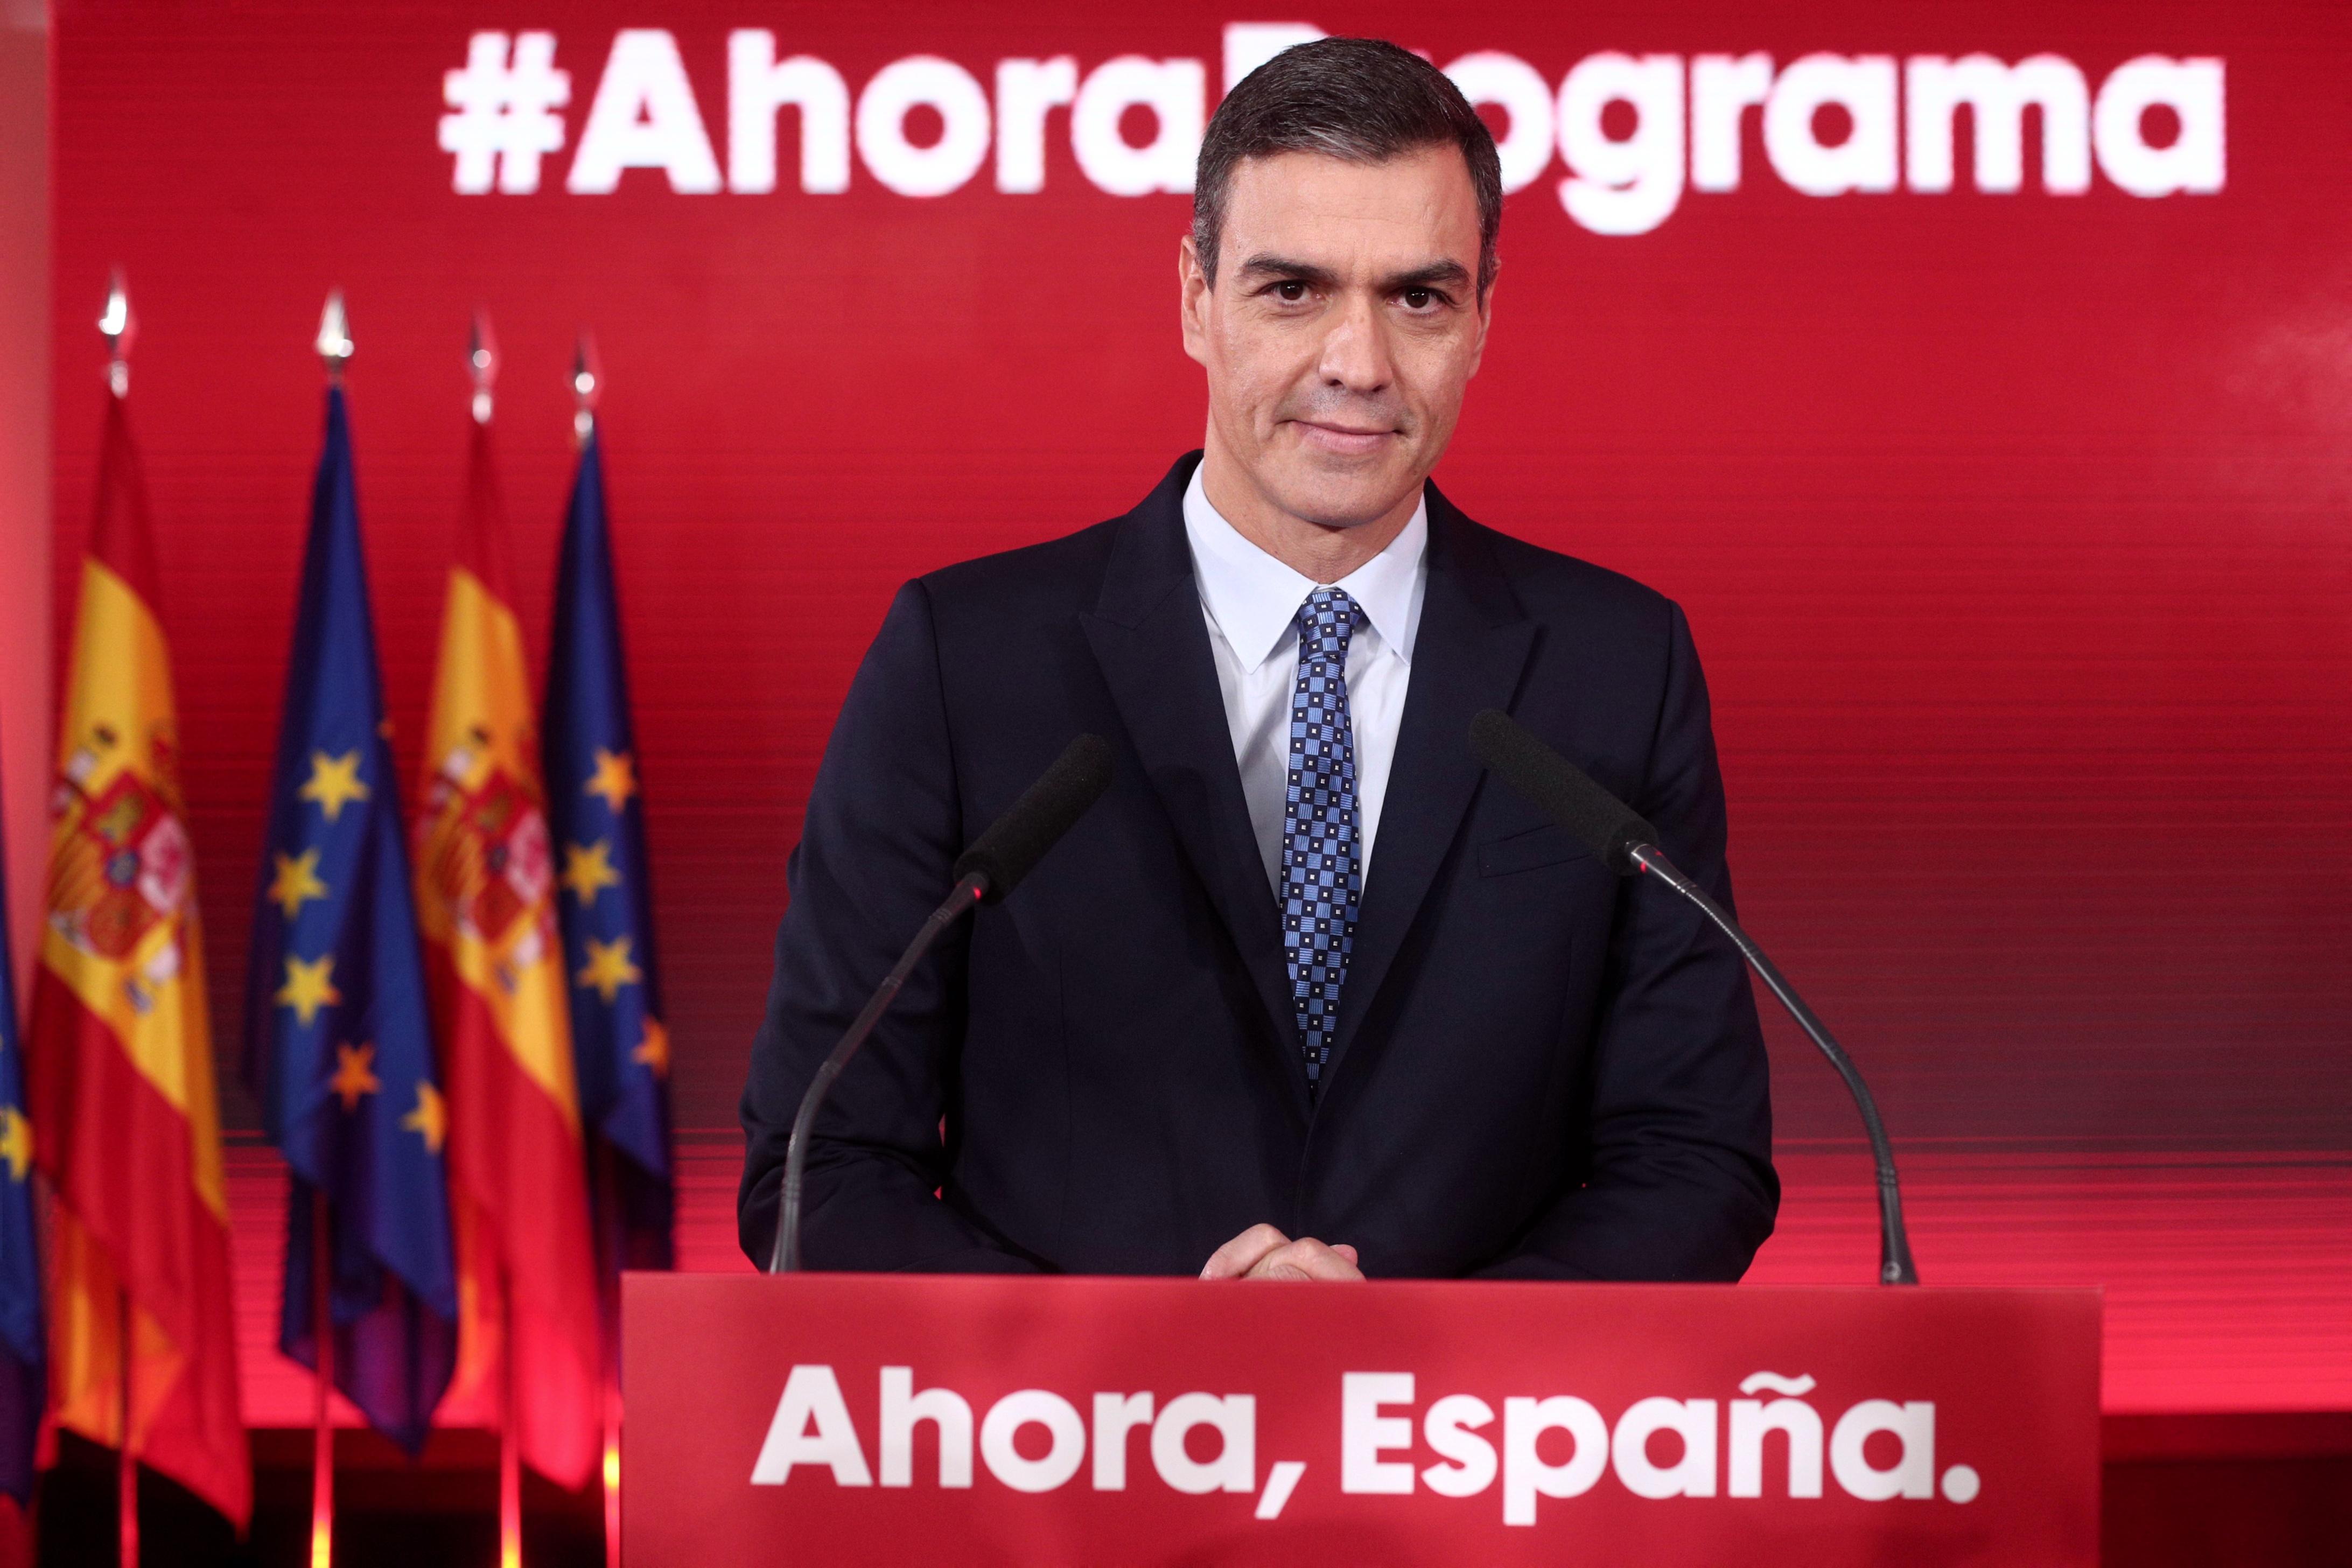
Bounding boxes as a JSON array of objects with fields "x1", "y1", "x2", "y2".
[{"x1": 1290, "y1": 419, "x2": 1396, "y2": 457}]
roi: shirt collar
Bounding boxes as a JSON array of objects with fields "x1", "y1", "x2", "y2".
[{"x1": 1181, "y1": 463, "x2": 1427, "y2": 674}]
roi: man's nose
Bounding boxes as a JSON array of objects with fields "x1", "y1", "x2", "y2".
[{"x1": 1317, "y1": 292, "x2": 1394, "y2": 395}]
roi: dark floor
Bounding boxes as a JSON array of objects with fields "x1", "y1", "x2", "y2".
[
  {"x1": 22, "y1": 1415, "x2": 2352, "y2": 1565},
  {"x1": 32, "y1": 1430, "x2": 600, "y2": 1567}
]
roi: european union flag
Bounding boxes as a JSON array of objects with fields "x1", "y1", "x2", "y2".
[
  {"x1": 545, "y1": 425, "x2": 674, "y2": 1287},
  {"x1": 0, "y1": 760, "x2": 43, "y2": 1504},
  {"x1": 242, "y1": 386, "x2": 457, "y2": 1453}
]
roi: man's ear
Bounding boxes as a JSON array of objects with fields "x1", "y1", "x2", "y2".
[{"x1": 1178, "y1": 234, "x2": 1211, "y2": 368}]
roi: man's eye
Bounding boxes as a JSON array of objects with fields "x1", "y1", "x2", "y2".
[
  {"x1": 1275, "y1": 281, "x2": 1308, "y2": 302},
  {"x1": 1403, "y1": 288, "x2": 1434, "y2": 310}
]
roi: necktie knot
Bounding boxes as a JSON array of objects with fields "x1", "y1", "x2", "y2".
[{"x1": 1297, "y1": 586, "x2": 1364, "y2": 660}]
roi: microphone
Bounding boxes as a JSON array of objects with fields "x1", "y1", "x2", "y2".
[
  {"x1": 769, "y1": 734, "x2": 1115, "y2": 1273},
  {"x1": 1468, "y1": 709, "x2": 1919, "y2": 1286},
  {"x1": 1468, "y1": 709, "x2": 1659, "y2": 875},
  {"x1": 953, "y1": 734, "x2": 1118, "y2": 902}
]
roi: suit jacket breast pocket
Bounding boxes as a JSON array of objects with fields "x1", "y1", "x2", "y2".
[{"x1": 1475, "y1": 822, "x2": 1592, "y2": 878}]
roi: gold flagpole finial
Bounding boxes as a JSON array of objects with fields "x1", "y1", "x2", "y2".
[
  {"x1": 469, "y1": 310, "x2": 500, "y2": 425},
  {"x1": 315, "y1": 290, "x2": 353, "y2": 383},
  {"x1": 571, "y1": 331, "x2": 602, "y2": 447},
  {"x1": 99, "y1": 270, "x2": 135, "y2": 397}
]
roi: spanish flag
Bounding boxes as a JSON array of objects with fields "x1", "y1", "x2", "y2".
[
  {"x1": 27, "y1": 393, "x2": 249, "y2": 1526},
  {"x1": 413, "y1": 417, "x2": 599, "y2": 1487}
]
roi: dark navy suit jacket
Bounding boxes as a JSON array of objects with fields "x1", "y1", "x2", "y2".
[{"x1": 739, "y1": 454, "x2": 1776, "y2": 1278}]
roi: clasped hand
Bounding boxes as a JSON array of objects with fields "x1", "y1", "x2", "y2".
[{"x1": 1199, "y1": 1223, "x2": 1363, "y2": 1281}]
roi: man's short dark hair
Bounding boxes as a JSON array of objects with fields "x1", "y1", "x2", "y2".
[{"x1": 1193, "y1": 38, "x2": 1503, "y2": 297}]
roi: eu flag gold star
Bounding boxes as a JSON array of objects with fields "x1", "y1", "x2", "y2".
[
  {"x1": 584, "y1": 748, "x2": 638, "y2": 813},
  {"x1": 401, "y1": 1081, "x2": 447, "y2": 1153},
  {"x1": 299, "y1": 750, "x2": 372, "y2": 822},
  {"x1": 632, "y1": 1017, "x2": 670, "y2": 1077},
  {"x1": 561, "y1": 840, "x2": 621, "y2": 906},
  {"x1": 576, "y1": 935, "x2": 643, "y2": 1003},
  {"x1": 269, "y1": 847, "x2": 331, "y2": 920},
  {"x1": 277, "y1": 954, "x2": 342, "y2": 1026},
  {"x1": 0, "y1": 1107, "x2": 31, "y2": 1181},
  {"x1": 330, "y1": 1042, "x2": 380, "y2": 1111}
]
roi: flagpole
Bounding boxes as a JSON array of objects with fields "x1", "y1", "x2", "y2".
[
  {"x1": 573, "y1": 332, "x2": 621, "y2": 1568},
  {"x1": 304, "y1": 292, "x2": 353, "y2": 1568},
  {"x1": 473, "y1": 313, "x2": 524, "y2": 1568},
  {"x1": 499, "y1": 1273, "x2": 521, "y2": 1568},
  {"x1": 103, "y1": 273, "x2": 139, "y2": 1568},
  {"x1": 117, "y1": 1287, "x2": 136, "y2": 1568},
  {"x1": 100, "y1": 270, "x2": 132, "y2": 398},
  {"x1": 596, "y1": 1142, "x2": 620, "y2": 1568},
  {"x1": 309, "y1": 1187, "x2": 334, "y2": 1568},
  {"x1": 571, "y1": 332, "x2": 599, "y2": 451}
]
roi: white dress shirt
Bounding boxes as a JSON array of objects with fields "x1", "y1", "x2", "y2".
[{"x1": 1181, "y1": 464, "x2": 1429, "y2": 894}]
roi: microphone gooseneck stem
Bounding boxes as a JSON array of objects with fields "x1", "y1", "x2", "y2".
[
  {"x1": 769, "y1": 872, "x2": 989, "y2": 1273},
  {"x1": 1628, "y1": 844, "x2": 1921, "y2": 1287}
]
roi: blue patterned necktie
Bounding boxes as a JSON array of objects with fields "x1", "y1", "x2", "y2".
[{"x1": 1282, "y1": 586, "x2": 1365, "y2": 1098}]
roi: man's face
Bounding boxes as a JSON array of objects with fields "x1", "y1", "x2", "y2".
[{"x1": 1181, "y1": 145, "x2": 1490, "y2": 533}]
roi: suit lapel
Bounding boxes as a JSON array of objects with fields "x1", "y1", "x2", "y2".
[
  {"x1": 1324, "y1": 489, "x2": 1536, "y2": 1090},
  {"x1": 1080, "y1": 459, "x2": 1304, "y2": 1115}
]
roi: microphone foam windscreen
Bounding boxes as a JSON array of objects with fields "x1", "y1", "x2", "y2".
[
  {"x1": 1468, "y1": 709, "x2": 1658, "y2": 877},
  {"x1": 953, "y1": 733, "x2": 1116, "y2": 904}
]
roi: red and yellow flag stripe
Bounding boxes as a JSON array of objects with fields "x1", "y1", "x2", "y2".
[
  {"x1": 27, "y1": 398, "x2": 248, "y2": 1525},
  {"x1": 414, "y1": 422, "x2": 600, "y2": 1487}
]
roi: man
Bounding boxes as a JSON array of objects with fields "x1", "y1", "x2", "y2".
[{"x1": 739, "y1": 38, "x2": 1775, "y2": 1282}]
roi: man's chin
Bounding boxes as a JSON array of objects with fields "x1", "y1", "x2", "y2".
[{"x1": 1260, "y1": 459, "x2": 1421, "y2": 534}]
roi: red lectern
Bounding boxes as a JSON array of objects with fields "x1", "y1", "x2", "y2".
[{"x1": 623, "y1": 1274, "x2": 2098, "y2": 1565}]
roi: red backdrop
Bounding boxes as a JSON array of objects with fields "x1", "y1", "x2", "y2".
[{"x1": 46, "y1": 0, "x2": 2351, "y2": 1424}]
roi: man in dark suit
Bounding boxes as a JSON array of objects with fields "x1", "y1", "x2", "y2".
[{"x1": 739, "y1": 39, "x2": 1775, "y2": 1282}]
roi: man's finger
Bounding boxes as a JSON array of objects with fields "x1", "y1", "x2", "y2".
[
  {"x1": 1243, "y1": 1237, "x2": 1364, "y2": 1282},
  {"x1": 1201, "y1": 1223, "x2": 1292, "y2": 1279},
  {"x1": 1331, "y1": 1243, "x2": 1360, "y2": 1265}
]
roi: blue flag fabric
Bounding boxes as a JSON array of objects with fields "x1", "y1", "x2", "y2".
[
  {"x1": 0, "y1": 761, "x2": 44, "y2": 1504},
  {"x1": 242, "y1": 387, "x2": 457, "y2": 1453},
  {"x1": 545, "y1": 428, "x2": 674, "y2": 1282}
]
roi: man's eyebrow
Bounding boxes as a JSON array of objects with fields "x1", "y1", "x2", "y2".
[
  {"x1": 1231, "y1": 254, "x2": 1475, "y2": 295},
  {"x1": 1233, "y1": 254, "x2": 1341, "y2": 288},
  {"x1": 1380, "y1": 260, "x2": 1473, "y2": 293}
]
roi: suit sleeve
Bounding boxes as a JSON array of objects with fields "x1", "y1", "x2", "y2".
[
  {"x1": 738, "y1": 580, "x2": 1044, "y2": 1272},
  {"x1": 1472, "y1": 602, "x2": 1780, "y2": 1281}
]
